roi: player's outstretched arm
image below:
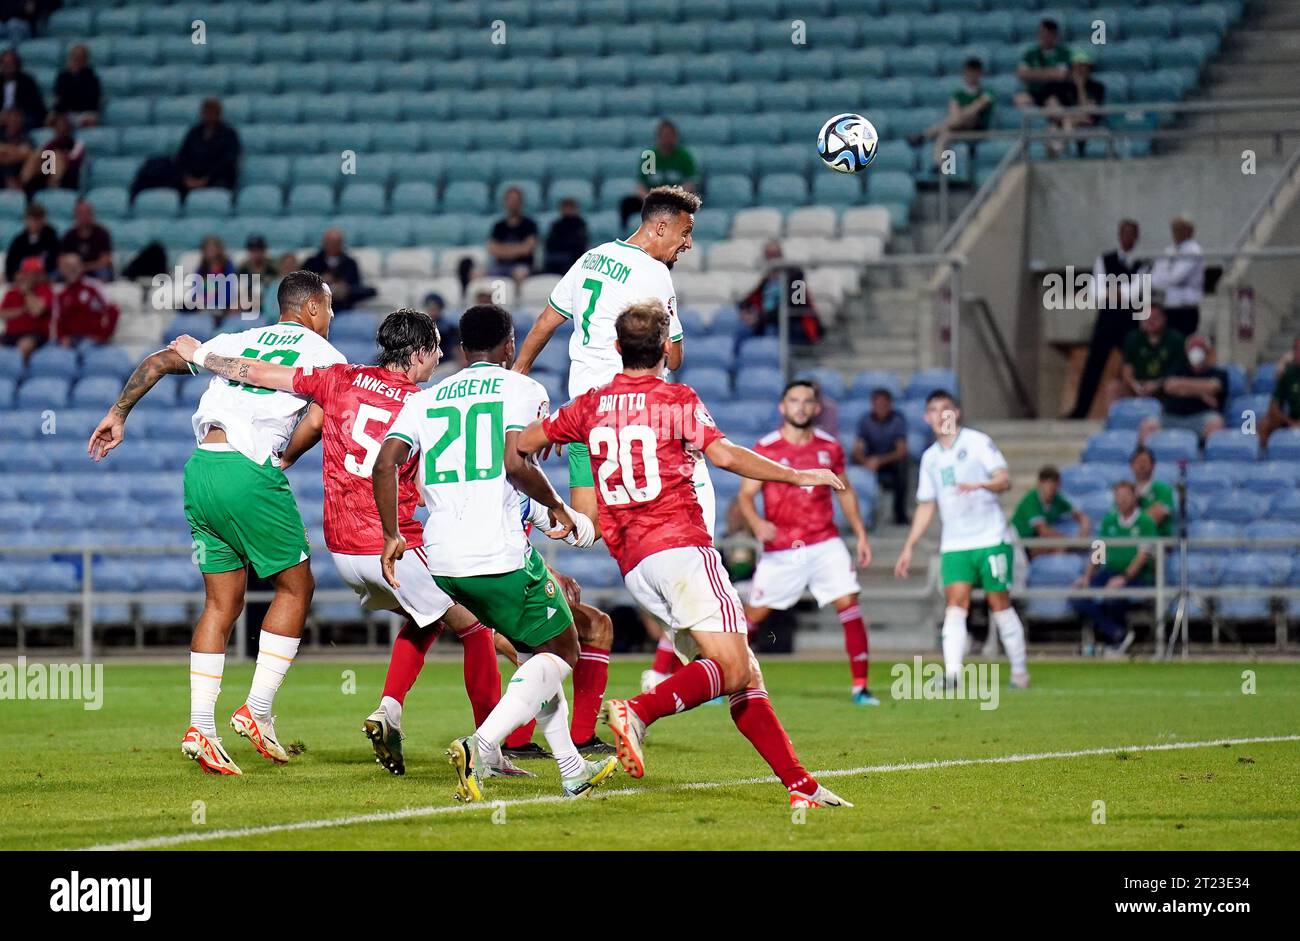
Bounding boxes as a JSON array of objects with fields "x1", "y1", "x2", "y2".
[
  {"x1": 735, "y1": 476, "x2": 777, "y2": 544},
  {"x1": 512, "y1": 304, "x2": 565, "y2": 375},
  {"x1": 372, "y1": 437, "x2": 411, "y2": 588},
  {"x1": 280, "y1": 403, "x2": 324, "y2": 470},
  {"x1": 667, "y1": 338, "x2": 683, "y2": 371},
  {"x1": 88, "y1": 348, "x2": 189, "y2": 461},
  {"x1": 834, "y1": 474, "x2": 873, "y2": 569},
  {"x1": 894, "y1": 500, "x2": 937, "y2": 578},
  {"x1": 704, "y1": 438, "x2": 846, "y2": 491},
  {"x1": 170, "y1": 334, "x2": 296, "y2": 392},
  {"x1": 504, "y1": 429, "x2": 575, "y2": 540}
]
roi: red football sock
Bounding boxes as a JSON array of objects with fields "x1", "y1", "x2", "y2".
[
  {"x1": 628, "y1": 658, "x2": 723, "y2": 726},
  {"x1": 570, "y1": 644, "x2": 609, "y2": 743},
  {"x1": 382, "y1": 620, "x2": 441, "y2": 704},
  {"x1": 505, "y1": 720, "x2": 535, "y2": 748},
  {"x1": 650, "y1": 636, "x2": 680, "y2": 675},
  {"x1": 837, "y1": 603, "x2": 870, "y2": 689},
  {"x1": 729, "y1": 687, "x2": 816, "y2": 796},
  {"x1": 457, "y1": 621, "x2": 501, "y2": 727}
]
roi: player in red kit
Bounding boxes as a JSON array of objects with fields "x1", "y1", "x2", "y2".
[
  {"x1": 517, "y1": 299, "x2": 854, "y2": 808},
  {"x1": 738, "y1": 380, "x2": 878, "y2": 705},
  {"x1": 171, "y1": 309, "x2": 512, "y2": 775}
]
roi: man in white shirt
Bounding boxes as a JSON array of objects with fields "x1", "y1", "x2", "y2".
[
  {"x1": 893, "y1": 391, "x2": 1031, "y2": 689},
  {"x1": 1150, "y1": 215, "x2": 1203, "y2": 337},
  {"x1": 87, "y1": 271, "x2": 345, "y2": 776}
]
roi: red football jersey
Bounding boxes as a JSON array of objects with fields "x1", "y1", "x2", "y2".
[
  {"x1": 543, "y1": 373, "x2": 725, "y2": 575},
  {"x1": 752, "y1": 427, "x2": 845, "y2": 552},
  {"x1": 291, "y1": 364, "x2": 424, "y2": 555}
]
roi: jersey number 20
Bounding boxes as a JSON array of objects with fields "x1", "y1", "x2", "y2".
[{"x1": 590, "y1": 425, "x2": 661, "y2": 505}]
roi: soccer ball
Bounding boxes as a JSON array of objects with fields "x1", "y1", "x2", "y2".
[{"x1": 816, "y1": 113, "x2": 879, "y2": 174}]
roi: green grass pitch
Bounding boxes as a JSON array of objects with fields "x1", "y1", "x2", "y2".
[{"x1": 2, "y1": 659, "x2": 1297, "y2": 850}]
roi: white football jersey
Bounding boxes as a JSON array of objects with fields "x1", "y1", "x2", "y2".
[
  {"x1": 190, "y1": 321, "x2": 345, "y2": 466},
  {"x1": 548, "y1": 238, "x2": 684, "y2": 399},
  {"x1": 386, "y1": 363, "x2": 550, "y2": 578},
  {"x1": 916, "y1": 427, "x2": 1010, "y2": 553}
]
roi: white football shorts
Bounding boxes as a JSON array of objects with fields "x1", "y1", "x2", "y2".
[
  {"x1": 748, "y1": 536, "x2": 860, "y2": 610},
  {"x1": 330, "y1": 546, "x2": 454, "y2": 628}
]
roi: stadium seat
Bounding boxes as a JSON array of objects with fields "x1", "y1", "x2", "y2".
[
  {"x1": 904, "y1": 367, "x2": 957, "y2": 400},
  {"x1": 1146, "y1": 429, "x2": 1198, "y2": 465},
  {"x1": 26, "y1": 345, "x2": 80, "y2": 379},
  {"x1": 1082, "y1": 430, "x2": 1138, "y2": 464},
  {"x1": 734, "y1": 368, "x2": 785, "y2": 401},
  {"x1": 738, "y1": 336, "x2": 781, "y2": 368},
  {"x1": 15, "y1": 378, "x2": 69, "y2": 409},
  {"x1": 682, "y1": 368, "x2": 734, "y2": 403},
  {"x1": 1203, "y1": 430, "x2": 1259, "y2": 463},
  {"x1": 1025, "y1": 552, "x2": 1085, "y2": 622},
  {"x1": 1106, "y1": 397, "x2": 1162, "y2": 430},
  {"x1": 1203, "y1": 492, "x2": 1269, "y2": 526},
  {"x1": 1266, "y1": 427, "x2": 1300, "y2": 462}
]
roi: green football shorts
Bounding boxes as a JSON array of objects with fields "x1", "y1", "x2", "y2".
[
  {"x1": 567, "y1": 441, "x2": 594, "y2": 489},
  {"x1": 940, "y1": 542, "x2": 1013, "y2": 593},
  {"x1": 183, "y1": 448, "x2": 310, "y2": 578},
  {"x1": 434, "y1": 547, "x2": 574, "y2": 648}
]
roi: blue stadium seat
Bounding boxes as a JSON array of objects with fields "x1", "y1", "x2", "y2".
[
  {"x1": 796, "y1": 367, "x2": 845, "y2": 399},
  {"x1": 1203, "y1": 492, "x2": 1268, "y2": 526},
  {"x1": 16, "y1": 377, "x2": 69, "y2": 409},
  {"x1": 738, "y1": 336, "x2": 781, "y2": 368},
  {"x1": 1250, "y1": 362, "x2": 1276, "y2": 394},
  {"x1": 681, "y1": 368, "x2": 733, "y2": 403},
  {"x1": 735, "y1": 369, "x2": 785, "y2": 401},
  {"x1": 848, "y1": 369, "x2": 903, "y2": 400},
  {"x1": 687, "y1": 336, "x2": 737, "y2": 372},
  {"x1": 1026, "y1": 552, "x2": 1085, "y2": 621},
  {"x1": 1217, "y1": 553, "x2": 1287, "y2": 621},
  {"x1": 1244, "y1": 521, "x2": 1300, "y2": 556},
  {"x1": 1266, "y1": 427, "x2": 1300, "y2": 462},
  {"x1": 25, "y1": 345, "x2": 80, "y2": 379},
  {"x1": 1237, "y1": 461, "x2": 1298, "y2": 495},
  {"x1": 1203, "y1": 430, "x2": 1259, "y2": 463},
  {"x1": 1146, "y1": 429, "x2": 1198, "y2": 464},
  {"x1": 904, "y1": 367, "x2": 957, "y2": 400},
  {"x1": 1185, "y1": 462, "x2": 1237, "y2": 498},
  {"x1": 711, "y1": 400, "x2": 776, "y2": 437},
  {"x1": 1082, "y1": 430, "x2": 1138, "y2": 464},
  {"x1": 1107, "y1": 397, "x2": 1162, "y2": 430}
]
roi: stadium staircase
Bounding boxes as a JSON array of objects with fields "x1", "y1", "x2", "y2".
[{"x1": 1179, "y1": 0, "x2": 1300, "y2": 154}]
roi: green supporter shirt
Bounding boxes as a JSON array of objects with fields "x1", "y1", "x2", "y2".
[
  {"x1": 952, "y1": 85, "x2": 994, "y2": 130},
  {"x1": 1098, "y1": 509, "x2": 1157, "y2": 580},
  {"x1": 1021, "y1": 44, "x2": 1072, "y2": 93},
  {"x1": 1123, "y1": 328, "x2": 1189, "y2": 382},
  {"x1": 1137, "y1": 478, "x2": 1176, "y2": 537},
  {"x1": 1272, "y1": 364, "x2": 1300, "y2": 419},
  {"x1": 1011, "y1": 489, "x2": 1073, "y2": 539},
  {"x1": 640, "y1": 145, "x2": 698, "y2": 188}
]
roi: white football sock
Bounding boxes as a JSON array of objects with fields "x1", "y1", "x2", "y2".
[
  {"x1": 189, "y1": 651, "x2": 224, "y2": 737},
  {"x1": 534, "y1": 678, "x2": 585, "y2": 779},
  {"x1": 246, "y1": 631, "x2": 300, "y2": 718},
  {"x1": 380, "y1": 695, "x2": 402, "y2": 728},
  {"x1": 475, "y1": 652, "x2": 571, "y2": 766},
  {"x1": 941, "y1": 606, "x2": 968, "y2": 681},
  {"x1": 991, "y1": 606, "x2": 1029, "y2": 678}
]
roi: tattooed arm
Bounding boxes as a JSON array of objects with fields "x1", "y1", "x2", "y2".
[
  {"x1": 87, "y1": 348, "x2": 190, "y2": 461},
  {"x1": 169, "y1": 334, "x2": 297, "y2": 392}
]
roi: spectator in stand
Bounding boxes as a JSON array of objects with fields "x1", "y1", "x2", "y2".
[
  {"x1": 237, "y1": 233, "x2": 278, "y2": 308},
  {"x1": 1067, "y1": 219, "x2": 1142, "y2": 419},
  {"x1": 1058, "y1": 50, "x2": 1105, "y2": 155},
  {"x1": 1261, "y1": 336, "x2": 1300, "y2": 446},
  {"x1": 851, "y1": 387, "x2": 910, "y2": 526},
  {"x1": 620, "y1": 119, "x2": 700, "y2": 229},
  {"x1": 0, "y1": 1, "x2": 53, "y2": 45},
  {"x1": 194, "y1": 234, "x2": 241, "y2": 320},
  {"x1": 52, "y1": 252, "x2": 117, "y2": 345},
  {"x1": 1129, "y1": 445, "x2": 1175, "y2": 538},
  {"x1": 1071, "y1": 480, "x2": 1155, "y2": 656},
  {"x1": 5, "y1": 200, "x2": 59, "y2": 280},
  {"x1": 302, "y1": 227, "x2": 374, "y2": 311},
  {"x1": 52, "y1": 43, "x2": 102, "y2": 127},
  {"x1": 423, "y1": 290, "x2": 465, "y2": 379},
  {"x1": 1010, "y1": 466, "x2": 1090, "y2": 557},
  {"x1": 1143, "y1": 334, "x2": 1228, "y2": 442},
  {"x1": 0, "y1": 105, "x2": 30, "y2": 190},
  {"x1": 487, "y1": 185, "x2": 538, "y2": 283},
  {"x1": 60, "y1": 198, "x2": 114, "y2": 280},
  {"x1": 0, "y1": 255, "x2": 52, "y2": 357},
  {"x1": 543, "y1": 197, "x2": 588, "y2": 274},
  {"x1": 736, "y1": 239, "x2": 822, "y2": 347},
  {"x1": 177, "y1": 97, "x2": 240, "y2": 193},
  {"x1": 1104, "y1": 302, "x2": 1187, "y2": 419},
  {"x1": 906, "y1": 57, "x2": 994, "y2": 169},
  {"x1": 0, "y1": 48, "x2": 45, "y2": 130},
  {"x1": 1150, "y1": 216, "x2": 1204, "y2": 337},
  {"x1": 1014, "y1": 19, "x2": 1072, "y2": 111},
  {"x1": 21, "y1": 111, "x2": 84, "y2": 194}
]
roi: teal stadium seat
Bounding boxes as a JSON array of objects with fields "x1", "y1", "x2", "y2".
[
  {"x1": 707, "y1": 175, "x2": 754, "y2": 210},
  {"x1": 132, "y1": 189, "x2": 181, "y2": 220},
  {"x1": 338, "y1": 184, "x2": 387, "y2": 215},
  {"x1": 442, "y1": 182, "x2": 490, "y2": 214},
  {"x1": 287, "y1": 184, "x2": 336, "y2": 217},
  {"x1": 392, "y1": 182, "x2": 438, "y2": 215},
  {"x1": 238, "y1": 185, "x2": 284, "y2": 215},
  {"x1": 184, "y1": 190, "x2": 233, "y2": 218},
  {"x1": 229, "y1": 64, "x2": 282, "y2": 96}
]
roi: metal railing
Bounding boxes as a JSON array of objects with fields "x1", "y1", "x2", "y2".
[{"x1": 2, "y1": 533, "x2": 1296, "y2": 660}]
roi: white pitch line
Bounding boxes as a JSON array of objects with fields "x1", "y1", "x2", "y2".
[{"x1": 79, "y1": 733, "x2": 1299, "y2": 851}]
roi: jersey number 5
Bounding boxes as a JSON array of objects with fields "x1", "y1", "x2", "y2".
[
  {"x1": 344, "y1": 403, "x2": 392, "y2": 478},
  {"x1": 590, "y1": 425, "x2": 661, "y2": 505}
]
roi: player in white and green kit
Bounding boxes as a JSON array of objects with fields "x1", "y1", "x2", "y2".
[
  {"x1": 893, "y1": 390, "x2": 1031, "y2": 688},
  {"x1": 86, "y1": 271, "x2": 346, "y2": 775},
  {"x1": 372, "y1": 304, "x2": 618, "y2": 800},
  {"x1": 513, "y1": 186, "x2": 710, "y2": 537}
]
